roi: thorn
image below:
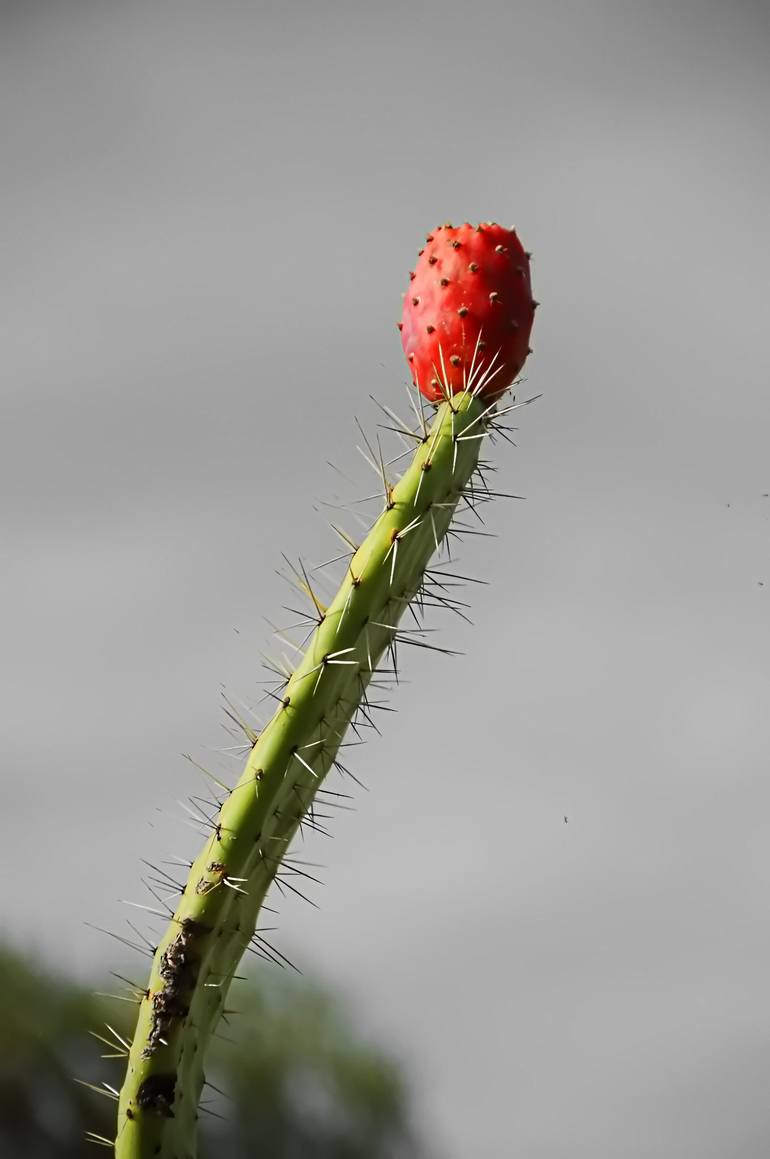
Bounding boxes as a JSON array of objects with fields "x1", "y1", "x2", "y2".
[
  {"x1": 328, "y1": 522, "x2": 360, "y2": 552},
  {"x1": 282, "y1": 553, "x2": 329, "y2": 618},
  {"x1": 108, "y1": 969, "x2": 148, "y2": 996},
  {"x1": 333, "y1": 755, "x2": 369, "y2": 790},
  {"x1": 198, "y1": 1101, "x2": 229, "y2": 1121},
  {"x1": 120, "y1": 899, "x2": 170, "y2": 917},
  {"x1": 221, "y1": 693, "x2": 259, "y2": 744},
  {"x1": 385, "y1": 534, "x2": 399, "y2": 585},
  {"x1": 292, "y1": 748, "x2": 320, "y2": 780},
  {"x1": 88, "y1": 1029, "x2": 128, "y2": 1059},
  {"x1": 271, "y1": 873, "x2": 320, "y2": 910},
  {"x1": 85, "y1": 1131, "x2": 115, "y2": 1148},
  {"x1": 222, "y1": 875, "x2": 250, "y2": 894},
  {"x1": 84, "y1": 922, "x2": 154, "y2": 959},
  {"x1": 93, "y1": 989, "x2": 143, "y2": 1005},
  {"x1": 249, "y1": 933, "x2": 303, "y2": 975},
  {"x1": 354, "y1": 416, "x2": 390, "y2": 503},
  {"x1": 75, "y1": 1078, "x2": 119, "y2": 1102},
  {"x1": 394, "y1": 635, "x2": 463, "y2": 657},
  {"x1": 429, "y1": 508, "x2": 440, "y2": 552},
  {"x1": 182, "y1": 753, "x2": 231, "y2": 794}
]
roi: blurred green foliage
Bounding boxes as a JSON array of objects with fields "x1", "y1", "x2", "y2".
[{"x1": 0, "y1": 942, "x2": 421, "y2": 1157}]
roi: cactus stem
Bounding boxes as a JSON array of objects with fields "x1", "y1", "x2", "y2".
[{"x1": 110, "y1": 389, "x2": 529, "y2": 1157}]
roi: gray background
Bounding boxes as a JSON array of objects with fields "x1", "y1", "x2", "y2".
[{"x1": 2, "y1": 1, "x2": 770, "y2": 1156}]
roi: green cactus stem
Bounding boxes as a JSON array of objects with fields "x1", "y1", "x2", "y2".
[{"x1": 114, "y1": 386, "x2": 522, "y2": 1157}]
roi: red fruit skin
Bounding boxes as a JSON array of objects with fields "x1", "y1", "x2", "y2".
[{"x1": 400, "y1": 222, "x2": 536, "y2": 402}]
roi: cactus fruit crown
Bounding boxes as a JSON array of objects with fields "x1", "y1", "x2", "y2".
[
  {"x1": 399, "y1": 221, "x2": 536, "y2": 403},
  {"x1": 103, "y1": 221, "x2": 537, "y2": 1158}
]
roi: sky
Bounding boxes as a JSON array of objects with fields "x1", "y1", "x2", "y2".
[{"x1": 2, "y1": 1, "x2": 770, "y2": 1156}]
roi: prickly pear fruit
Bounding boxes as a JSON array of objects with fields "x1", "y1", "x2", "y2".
[{"x1": 399, "y1": 221, "x2": 537, "y2": 402}]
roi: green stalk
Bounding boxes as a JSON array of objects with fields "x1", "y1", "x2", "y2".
[{"x1": 115, "y1": 389, "x2": 502, "y2": 1157}]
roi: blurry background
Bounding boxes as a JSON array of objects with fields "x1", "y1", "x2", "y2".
[{"x1": 2, "y1": 1, "x2": 770, "y2": 1156}]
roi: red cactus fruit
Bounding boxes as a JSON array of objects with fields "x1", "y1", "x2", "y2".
[{"x1": 399, "y1": 221, "x2": 536, "y2": 402}]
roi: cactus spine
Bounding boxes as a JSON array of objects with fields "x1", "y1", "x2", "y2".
[{"x1": 113, "y1": 383, "x2": 525, "y2": 1157}]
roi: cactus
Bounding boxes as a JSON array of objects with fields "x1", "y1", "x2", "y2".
[{"x1": 103, "y1": 223, "x2": 537, "y2": 1157}]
